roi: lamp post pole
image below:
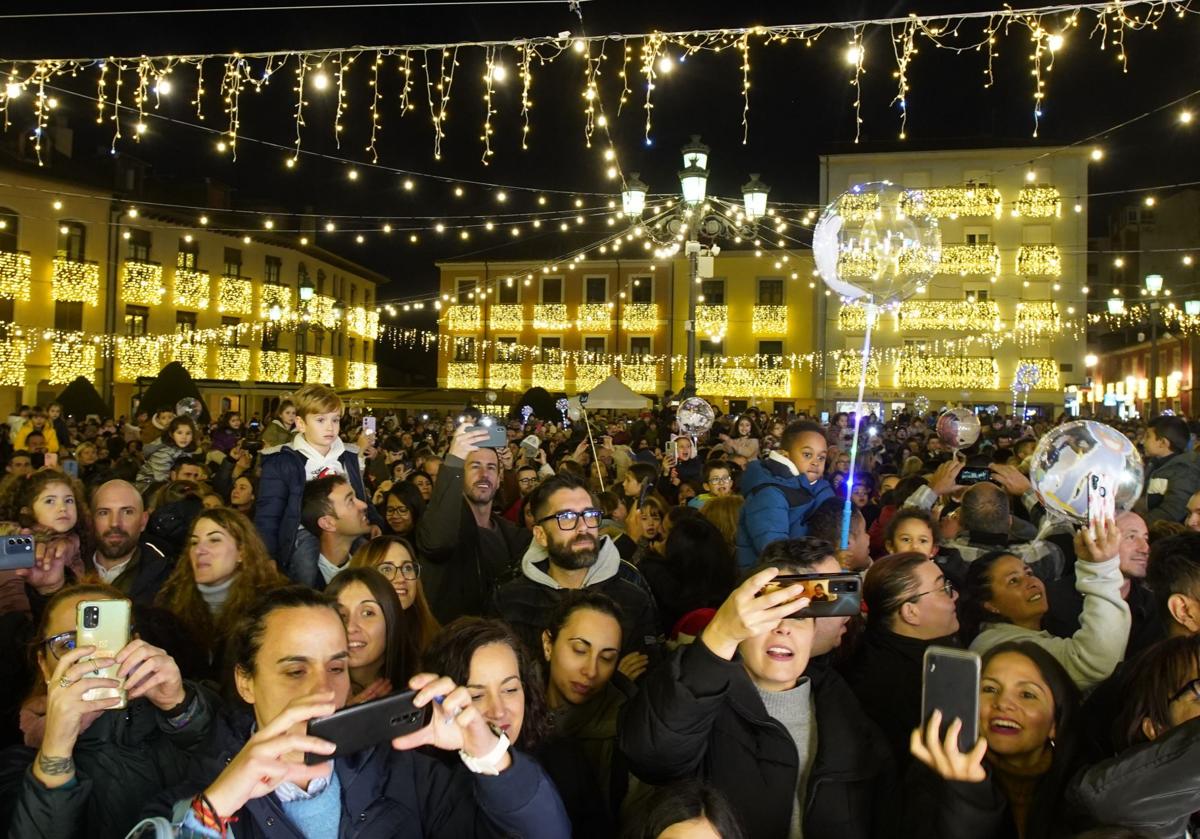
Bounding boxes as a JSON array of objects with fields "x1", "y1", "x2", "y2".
[
  {"x1": 1149, "y1": 299, "x2": 1160, "y2": 417},
  {"x1": 683, "y1": 240, "x2": 700, "y2": 397}
]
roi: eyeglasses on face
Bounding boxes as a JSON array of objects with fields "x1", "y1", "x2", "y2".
[
  {"x1": 377, "y1": 561, "x2": 421, "y2": 581},
  {"x1": 385, "y1": 505, "x2": 411, "y2": 517},
  {"x1": 908, "y1": 580, "x2": 955, "y2": 602},
  {"x1": 517, "y1": 477, "x2": 539, "y2": 486},
  {"x1": 42, "y1": 630, "x2": 77, "y2": 659},
  {"x1": 709, "y1": 476, "x2": 733, "y2": 485},
  {"x1": 1170, "y1": 676, "x2": 1200, "y2": 704},
  {"x1": 536, "y1": 508, "x2": 603, "y2": 531}
]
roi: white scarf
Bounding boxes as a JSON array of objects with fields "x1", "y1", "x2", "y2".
[{"x1": 290, "y1": 434, "x2": 347, "y2": 481}]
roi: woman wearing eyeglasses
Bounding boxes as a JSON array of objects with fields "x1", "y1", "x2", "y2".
[
  {"x1": 960, "y1": 518, "x2": 1131, "y2": 692},
  {"x1": 349, "y1": 535, "x2": 440, "y2": 666},
  {"x1": 379, "y1": 482, "x2": 424, "y2": 539},
  {"x1": 0, "y1": 583, "x2": 215, "y2": 839}
]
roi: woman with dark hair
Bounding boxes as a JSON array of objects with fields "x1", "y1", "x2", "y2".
[
  {"x1": 423, "y1": 617, "x2": 613, "y2": 838},
  {"x1": 349, "y1": 535, "x2": 440, "y2": 659},
  {"x1": 719, "y1": 415, "x2": 760, "y2": 463},
  {"x1": 326, "y1": 567, "x2": 413, "y2": 704},
  {"x1": 380, "y1": 481, "x2": 424, "y2": 539},
  {"x1": 640, "y1": 515, "x2": 738, "y2": 634},
  {"x1": 620, "y1": 780, "x2": 746, "y2": 839},
  {"x1": 229, "y1": 473, "x2": 257, "y2": 517},
  {"x1": 961, "y1": 520, "x2": 1130, "y2": 691},
  {"x1": 1068, "y1": 635, "x2": 1200, "y2": 835},
  {"x1": 906, "y1": 640, "x2": 1083, "y2": 839},
  {"x1": 209, "y1": 411, "x2": 244, "y2": 455},
  {"x1": 406, "y1": 469, "x2": 434, "y2": 503}
]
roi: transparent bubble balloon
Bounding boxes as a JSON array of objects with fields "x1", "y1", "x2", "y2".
[
  {"x1": 677, "y1": 397, "x2": 715, "y2": 438},
  {"x1": 174, "y1": 397, "x2": 203, "y2": 419},
  {"x1": 1030, "y1": 420, "x2": 1144, "y2": 524},
  {"x1": 913, "y1": 395, "x2": 930, "y2": 416},
  {"x1": 936, "y1": 408, "x2": 981, "y2": 450},
  {"x1": 812, "y1": 181, "x2": 942, "y2": 305}
]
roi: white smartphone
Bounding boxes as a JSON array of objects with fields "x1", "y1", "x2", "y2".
[
  {"x1": 362, "y1": 416, "x2": 376, "y2": 438},
  {"x1": 1086, "y1": 472, "x2": 1115, "y2": 540}
]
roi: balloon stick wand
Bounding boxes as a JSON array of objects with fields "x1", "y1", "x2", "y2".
[{"x1": 840, "y1": 302, "x2": 876, "y2": 552}]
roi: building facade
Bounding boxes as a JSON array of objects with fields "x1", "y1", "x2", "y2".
[
  {"x1": 0, "y1": 166, "x2": 382, "y2": 420},
  {"x1": 819, "y1": 147, "x2": 1092, "y2": 417},
  {"x1": 435, "y1": 251, "x2": 820, "y2": 413}
]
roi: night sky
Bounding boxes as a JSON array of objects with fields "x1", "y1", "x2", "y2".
[{"x1": 5, "y1": 1, "x2": 1199, "y2": 384}]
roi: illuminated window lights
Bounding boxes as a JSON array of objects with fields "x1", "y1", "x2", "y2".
[
  {"x1": 172, "y1": 345, "x2": 209, "y2": 379},
  {"x1": 835, "y1": 192, "x2": 879, "y2": 222},
  {"x1": 576, "y1": 303, "x2": 612, "y2": 332},
  {"x1": 303, "y1": 355, "x2": 334, "y2": 385},
  {"x1": 574, "y1": 363, "x2": 610, "y2": 391},
  {"x1": 1017, "y1": 357, "x2": 1060, "y2": 390},
  {"x1": 309, "y1": 294, "x2": 338, "y2": 324},
  {"x1": 621, "y1": 303, "x2": 659, "y2": 332},
  {"x1": 697, "y1": 366, "x2": 791, "y2": 398},
  {"x1": 346, "y1": 305, "x2": 368, "y2": 337},
  {"x1": 0, "y1": 339, "x2": 29, "y2": 386},
  {"x1": 446, "y1": 304, "x2": 482, "y2": 332},
  {"x1": 173, "y1": 267, "x2": 211, "y2": 310},
  {"x1": 895, "y1": 357, "x2": 999, "y2": 390},
  {"x1": 1016, "y1": 245, "x2": 1062, "y2": 277},
  {"x1": 937, "y1": 244, "x2": 1001, "y2": 277},
  {"x1": 115, "y1": 336, "x2": 161, "y2": 382},
  {"x1": 619, "y1": 362, "x2": 658, "y2": 393},
  {"x1": 1014, "y1": 185, "x2": 1062, "y2": 219},
  {"x1": 52, "y1": 257, "x2": 100, "y2": 305},
  {"x1": 259, "y1": 284, "x2": 294, "y2": 321},
  {"x1": 218, "y1": 275, "x2": 253, "y2": 314},
  {"x1": 216, "y1": 347, "x2": 251, "y2": 380},
  {"x1": 257, "y1": 349, "x2": 292, "y2": 383},
  {"x1": 1014, "y1": 301, "x2": 1062, "y2": 336},
  {"x1": 695, "y1": 305, "x2": 728, "y2": 336},
  {"x1": 343, "y1": 361, "x2": 379, "y2": 390},
  {"x1": 902, "y1": 186, "x2": 1002, "y2": 219},
  {"x1": 532, "y1": 304, "x2": 571, "y2": 331},
  {"x1": 487, "y1": 362, "x2": 524, "y2": 390},
  {"x1": 364, "y1": 311, "x2": 379, "y2": 340},
  {"x1": 752, "y1": 305, "x2": 788, "y2": 336},
  {"x1": 0, "y1": 250, "x2": 32, "y2": 300},
  {"x1": 446, "y1": 362, "x2": 481, "y2": 389},
  {"x1": 899, "y1": 300, "x2": 1002, "y2": 332},
  {"x1": 837, "y1": 355, "x2": 880, "y2": 388},
  {"x1": 531, "y1": 362, "x2": 566, "y2": 391},
  {"x1": 50, "y1": 337, "x2": 97, "y2": 384},
  {"x1": 121, "y1": 260, "x2": 165, "y2": 306}
]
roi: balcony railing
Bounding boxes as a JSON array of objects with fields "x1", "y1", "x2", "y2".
[
  {"x1": 695, "y1": 305, "x2": 728, "y2": 337},
  {"x1": 50, "y1": 335, "x2": 97, "y2": 384},
  {"x1": 257, "y1": 350, "x2": 292, "y2": 383},
  {"x1": 446, "y1": 305, "x2": 482, "y2": 333},
  {"x1": 619, "y1": 362, "x2": 657, "y2": 393},
  {"x1": 621, "y1": 303, "x2": 658, "y2": 332},
  {"x1": 0, "y1": 250, "x2": 32, "y2": 301},
  {"x1": 302, "y1": 355, "x2": 334, "y2": 385},
  {"x1": 216, "y1": 347, "x2": 251, "y2": 381},
  {"x1": 836, "y1": 354, "x2": 880, "y2": 389},
  {"x1": 260, "y1": 283, "x2": 294, "y2": 320},
  {"x1": 1014, "y1": 301, "x2": 1061, "y2": 337},
  {"x1": 532, "y1": 363, "x2": 566, "y2": 391},
  {"x1": 576, "y1": 304, "x2": 612, "y2": 332},
  {"x1": 173, "y1": 266, "x2": 211, "y2": 310},
  {"x1": 487, "y1": 362, "x2": 523, "y2": 391},
  {"x1": 52, "y1": 257, "x2": 100, "y2": 305},
  {"x1": 171, "y1": 344, "x2": 209, "y2": 379},
  {"x1": 752, "y1": 305, "x2": 788, "y2": 336},
  {"x1": 345, "y1": 361, "x2": 378, "y2": 389},
  {"x1": 1016, "y1": 245, "x2": 1062, "y2": 277},
  {"x1": 218, "y1": 275, "x2": 252, "y2": 315},
  {"x1": 121, "y1": 260, "x2": 165, "y2": 306},
  {"x1": 895, "y1": 357, "x2": 999, "y2": 390},
  {"x1": 937, "y1": 244, "x2": 1001, "y2": 276},
  {"x1": 488, "y1": 304, "x2": 524, "y2": 332},
  {"x1": 1015, "y1": 185, "x2": 1061, "y2": 219},
  {"x1": 532, "y1": 304, "x2": 571, "y2": 331},
  {"x1": 116, "y1": 336, "x2": 161, "y2": 382},
  {"x1": 575, "y1": 363, "x2": 611, "y2": 391},
  {"x1": 899, "y1": 300, "x2": 1001, "y2": 332},
  {"x1": 0, "y1": 339, "x2": 28, "y2": 386},
  {"x1": 446, "y1": 362, "x2": 481, "y2": 389}
]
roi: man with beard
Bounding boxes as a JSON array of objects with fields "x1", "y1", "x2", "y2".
[
  {"x1": 491, "y1": 472, "x2": 662, "y2": 664},
  {"x1": 302, "y1": 473, "x2": 372, "y2": 588},
  {"x1": 87, "y1": 479, "x2": 175, "y2": 606},
  {"x1": 417, "y1": 419, "x2": 531, "y2": 623}
]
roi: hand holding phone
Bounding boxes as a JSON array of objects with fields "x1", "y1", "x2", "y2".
[
  {"x1": 305, "y1": 689, "x2": 431, "y2": 764},
  {"x1": 701, "y1": 568, "x2": 812, "y2": 661},
  {"x1": 758, "y1": 573, "x2": 862, "y2": 619},
  {"x1": 76, "y1": 600, "x2": 132, "y2": 708},
  {"x1": 0, "y1": 535, "x2": 34, "y2": 571},
  {"x1": 362, "y1": 416, "x2": 377, "y2": 439},
  {"x1": 1086, "y1": 472, "x2": 1115, "y2": 542},
  {"x1": 920, "y1": 646, "x2": 980, "y2": 755}
]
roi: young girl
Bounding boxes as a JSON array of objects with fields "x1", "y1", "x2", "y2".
[
  {"x1": 135, "y1": 416, "x2": 198, "y2": 491},
  {"x1": 0, "y1": 470, "x2": 90, "y2": 616}
]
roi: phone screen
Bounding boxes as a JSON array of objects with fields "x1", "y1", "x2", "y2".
[{"x1": 43, "y1": 451, "x2": 58, "y2": 468}]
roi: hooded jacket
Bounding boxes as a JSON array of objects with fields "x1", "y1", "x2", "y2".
[
  {"x1": 734, "y1": 454, "x2": 835, "y2": 568},
  {"x1": 1140, "y1": 450, "x2": 1200, "y2": 524},
  {"x1": 490, "y1": 536, "x2": 662, "y2": 660}
]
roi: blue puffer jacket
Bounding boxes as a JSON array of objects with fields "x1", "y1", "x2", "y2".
[{"x1": 734, "y1": 457, "x2": 835, "y2": 568}]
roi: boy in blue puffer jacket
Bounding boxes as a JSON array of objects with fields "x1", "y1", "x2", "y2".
[{"x1": 734, "y1": 420, "x2": 835, "y2": 568}]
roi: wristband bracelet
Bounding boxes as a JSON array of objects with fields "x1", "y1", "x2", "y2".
[
  {"x1": 192, "y1": 793, "x2": 237, "y2": 835},
  {"x1": 459, "y1": 731, "x2": 510, "y2": 776}
]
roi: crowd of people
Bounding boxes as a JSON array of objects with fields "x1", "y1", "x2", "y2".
[{"x1": 1, "y1": 387, "x2": 1199, "y2": 838}]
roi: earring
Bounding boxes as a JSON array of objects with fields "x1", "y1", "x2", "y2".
[{"x1": 1048, "y1": 737, "x2": 1056, "y2": 750}]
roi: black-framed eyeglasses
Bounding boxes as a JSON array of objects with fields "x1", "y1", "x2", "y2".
[
  {"x1": 378, "y1": 561, "x2": 421, "y2": 581},
  {"x1": 1170, "y1": 677, "x2": 1200, "y2": 704},
  {"x1": 908, "y1": 580, "x2": 955, "y2": 602},
  {"x1": 536, "y1": 508, "x2": 603, "y2": 531},
  {"x1": 41, "y1": 630, "x2": 77, "y2": 659},
  {"x1": 385, "y1": 505, "x2": 411, "y2": 517},
  {"x1": 709, "y1": 476, "x2": 733, "y2": 485},
  {"x1": 517, "y1": 477, "x2": 539, "y2": 485}
]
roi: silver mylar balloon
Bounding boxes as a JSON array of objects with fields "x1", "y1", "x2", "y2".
[
  {"x1": 936, "y1": 408, "x2": 981, "y2": 450},
  {"x1": 677, "y1": 397, "x2": 715, "y2": 438},
  {"x1": 175, "y1": 397, "x2": 203, "y2": 419},
  {"x1": 1030, "y1": 420, "x2": 1144, "y2": 523}
]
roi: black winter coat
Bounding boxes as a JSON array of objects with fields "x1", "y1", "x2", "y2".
[{"x1": 618, "y1": 640, "x2": 895, "y2": 839}]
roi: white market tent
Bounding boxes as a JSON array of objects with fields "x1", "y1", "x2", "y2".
[{"x1": 575, "y1": 375, "x2": 651, "y2": 411}]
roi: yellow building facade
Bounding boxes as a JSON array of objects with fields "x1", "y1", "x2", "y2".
[
  {"x1": 0, "y1": 167, "x2": 381, "y2": 420},
  {"x1": 436, "y1": 251, "x2": 820, "y2": 412}
]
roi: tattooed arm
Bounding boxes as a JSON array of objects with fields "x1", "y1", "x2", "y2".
[{"x1": 32, "y1": 752, "x2": 75, "y2": 789}]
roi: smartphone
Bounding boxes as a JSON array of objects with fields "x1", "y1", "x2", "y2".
[
  {"x1": 76, "y1": 599, "x2": 132, "y2": 708},
  {"x1": 44, "y1": 451, "x2": 58, "y2": 468},
  {"x1": 957, "y1": 465, "x2": 992, "y2": 486},
  {"x1": 305, "y1": 690, "x2": 432, "y2": 764},
  {"x1": 921, "y1": 646, "x2": 981, "y2": 754},
  {"x1": 249, "y1": 421, "x2": 261, "y2": 430},
  {"x1": 469, "y1": 422, "x2": 508, "y2": 449},
  {"x1": 0, "y1": 535, "x2": 34, "y2": 571},
  {"x1": 362, "y1": 416, "x2": 377, "y2": 438},
  {"x1": 759, "y1": 573, "x2": 862, "y2": 619},
  {"x1": 1087, "y1": 472, "x2": 1115, "y2": 539}
]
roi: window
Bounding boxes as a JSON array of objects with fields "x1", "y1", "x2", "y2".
[
  {"x1": 222, "y1": 316, "x2": 240, "y2": 346},
  {"x1": 455, "y1": 278, "x2": 477, "y2": 304},
  {"x1": 261, "y1": 324, "x2": 279, "y2": 352},
  {"x1": 350, "y1": 284, "x2": 357, "y2": 305},
  {"x1": 585, "y1": 276, "x2": 608, "y2": 303},
  {"x1": 124, "y1": 305, "x2": 149, "y2": 336},
  {"x1": 541, "y1": 276, "x2": 563, "y2": 303},
  {"x1": 498, "y1": 279, "x2": 519, "y2": 304},
  {"x1": 54, "y1": 301, "x2": 84, "y2": 332},
  {"x1": 0, "y1": 208, "x2": 18, "y2": 251},
  {"x1": 223, "y1": 248, "x2": 242, "y2": 276},
  {"x1": 758, "y1": 340, "x2": 783, "y2": 357},
  {"x1": 629, "y1": 337, "x2": 652, "y2": 356},
  {"x1": 313, "y1": 331, "x2": 325, "y2": 355},
  {"x1": 965, "y1": 228, "x2": 991, "y2": 245},
  {"x1": 178, "y1": 237, "x2": 199, "y2": 269},
  {"x1": 539, "y1": 337, "x2": 561, "y2": 360},
  {"x1": 758, "y1": 278, "x2": 784, "y2": 305},
  {"x1": 265, "y1": 256, "x2": 282, "y2": 285},
  {"x1": 126, "y1": 229, "x2": 151, "y2": 262},
  {"x1": 348, "y1": 338, "x2": 356, "y2": 362},
  {"x1": 699, "y1": 339, "x2": 722, "y2": 360},
  {"x1": 630, "y1": 276, "x2": 653, "y2": 304},
  {"x1": 317, "y1": 269, "x2": 327, "y2": 295},
  {"x1": 701, "y1": 279, "x2": 726, "y2": 305},
  {"x1": 0, "y1": 299, "x2": 12, "y2": 327},
  {"x1": 965, "y1": 288, "x2": 990, "y2": 301},
  {"x1": 175, "y1": 311, "x2": 197, "y2": 333},
  {"x1": 453, "y1": 337, "x2": 476, "y2": 363},
  {"x1": 56, "y1": 222, "x2": 86, "y2": 260},
  {"x1": 583, "y1": 337, "x2": 606, "y2": 356},
  {"x1": 495, "y1": 336, "x2": 517, "y2": 362}
]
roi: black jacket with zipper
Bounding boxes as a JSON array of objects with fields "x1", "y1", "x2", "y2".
[{"x1": 618, "y1": 640, "x2": 895, "y2": 839}]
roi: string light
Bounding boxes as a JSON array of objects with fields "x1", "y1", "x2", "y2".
[
  {"x1": 216, "y1": 346, "x2": 251, "y2": 380},
  {"x1": 0, "y1": 340, "x2": 29, "y2": 387},
  {"x1": 446, "y1": 362, "x2": 480, "y2": 389},
  {"x1": 1015, "y1": 300, "x2": 1062, "y2": 336},
  {"x1": 902, "y1": 186, "x2": 1003, "y2": 219},
  {"x1": 303, "y1": 355, "x2": 334, "y2": 385},
  {"x1": 50, "y1": 337, "x2": 97, "y2": 385},
  {"x1": 895, "y1": 357, "x2": 999, "y2": 390},
  {"x1": 446, "y1": 304, "x2": 482, "y2": 332},
  {"x1": 53, "y1": 257, "x2": 100, "y2": 305},
  {"x1": 0, "y1": 250, "x2": 32, "y2": 301},
  {"x1": 1014, "y1": 185, "x2": 1061, "y2": 218},
  {"x1": 752, "y1": 305, "x2": 788, "y2": 336},
  {"x1": 937, "y1": 244, "x2": 1001, "y2": 276},
  {"x1": 576, "y1": 304, "x2": 612, "y2": 331},
  {"x1": 1019, "y1": 357, "x2": 1061, "y2": 389},
  {"x1": 488, "y1": 305, "x2": 524, "y2": 332},
  {"x1": 532, "y1": 362, "x2": 566, "y2": 391},
  {"x1": 173, "y1": 264, "x2": 211, "y2": 310},
  {"x1": 258, "y1": 350, "x2": 292, "y2": 382},
  {"x1": 1016, "y1": 245, "x2": 1062, "y2": 276},
  {"x1": 838, "y1": 354, "x2": 880, "y2": 388},
  {"x1": 218, "y1": 275, "x2": 252, "y2": 314},
  {"x1": 621, "y1": 303, "x2": 658, "y2": 332}
]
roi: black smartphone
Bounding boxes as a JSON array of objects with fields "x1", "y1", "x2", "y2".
[
  {"x1": 0, "y1": 535, "x2": 34, "y2": 571},
  {"x1": 957, "y1": 465, "x2": 992, "y2": 486},
  {"x1": 921, "y1": 646, "x2": 981, "y2": 754},
  {"x1": 759, "y1": 573, "x2": 862, "y2": 619},
  {"x1": 305, "y1": 690, "x2": 432, "y2": 764}
]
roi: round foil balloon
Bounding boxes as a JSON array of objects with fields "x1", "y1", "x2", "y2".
[
  {"x1": 913, "y1": 395, "x2": 930, "y2": 416},
  {"x1": 174, "y1": 397, "x2": 203, "y2": 419},
  {"x1": 936, "y1": 408, "x2": 981, "y2": 450},
  {"x1": 677, "y1": 397, "x2": 715, "y2": 438},
  {"x1": 812, "y1": 181, "x2": 941, "y2": 305},
  {"x1": 1030, "y1": 420, "x2": 1144, "y2": 523}
]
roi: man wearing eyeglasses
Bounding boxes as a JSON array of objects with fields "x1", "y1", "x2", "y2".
[
  {"x1": 841, "y1": 552, "x2": 961, "y2": 771},
  {"x1": 491, "y1": 472, "x2": 662, "y2": 668}
]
